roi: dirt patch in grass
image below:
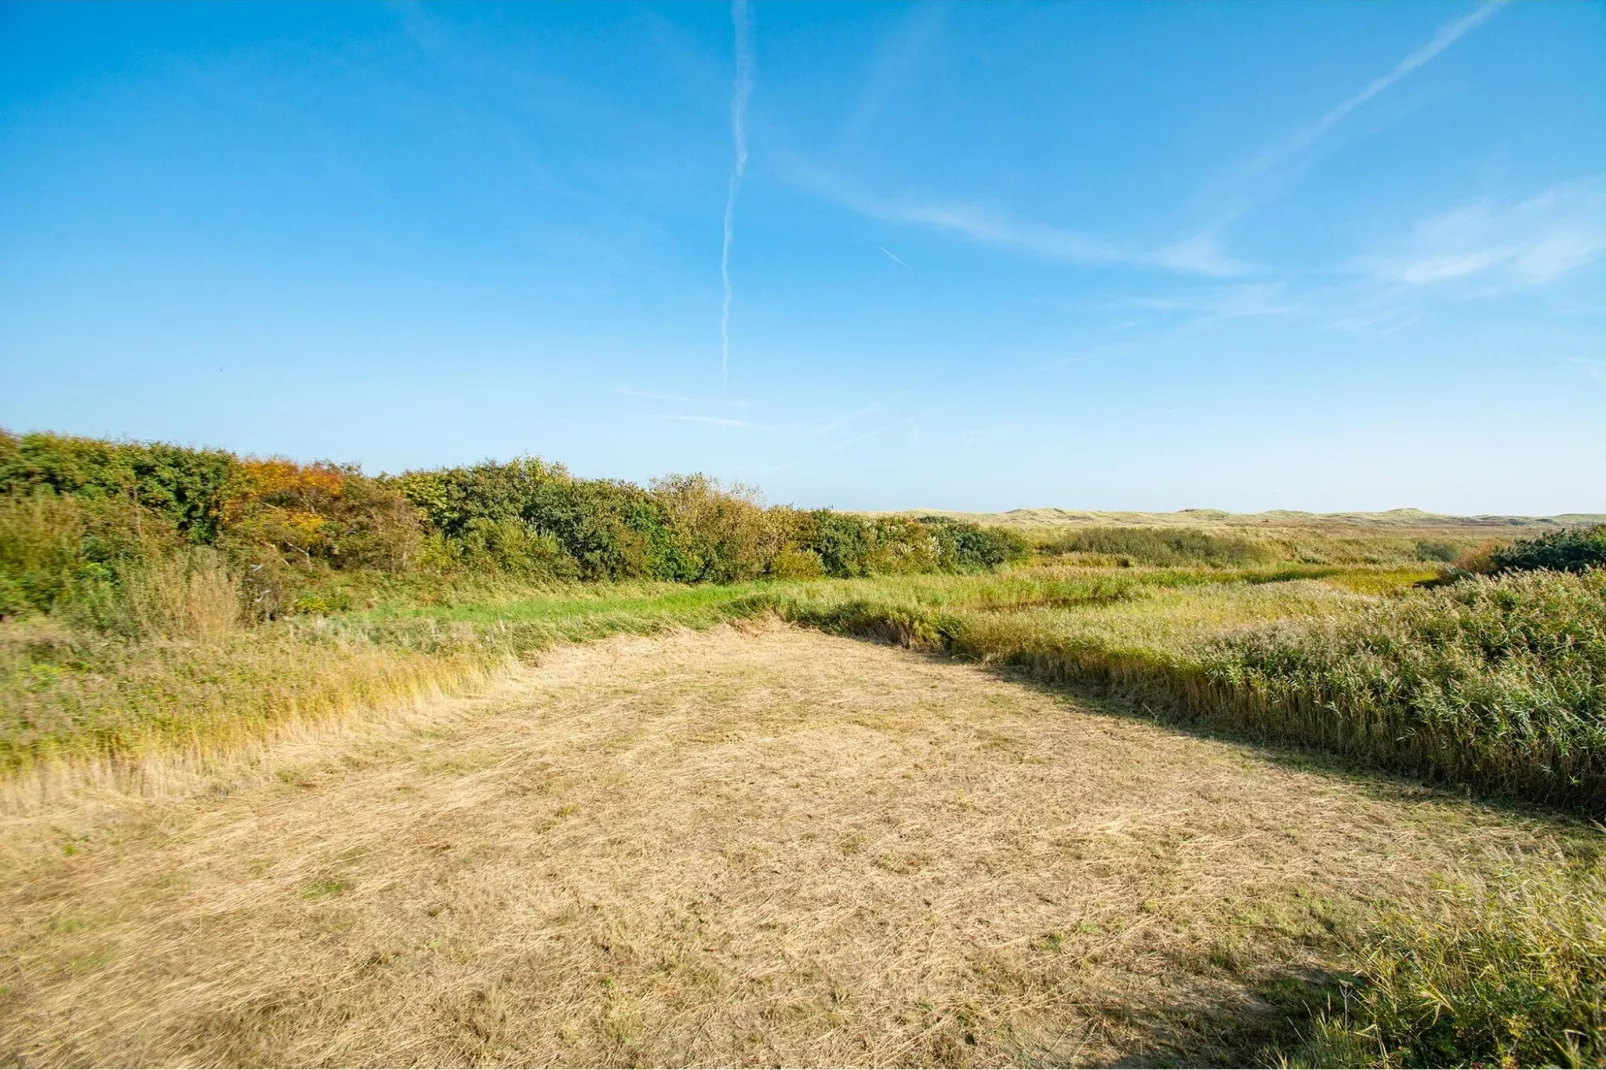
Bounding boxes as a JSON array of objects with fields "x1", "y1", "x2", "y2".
[{"x1": 0, "y1": 621, "x2": 1579, "y2": 1066}]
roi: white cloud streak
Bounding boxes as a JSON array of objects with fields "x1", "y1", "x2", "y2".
[
  {"x1": 1369, "y1": 181, "x2": 1606, "y2": 288},
  {"x1": 1111, "y1": 283, "x2": 1299, "y2": 319},
  {"x1": 657, "y1": 414, "x2": 754, "y2": 429},
  {"x1": 1241, "y1": 0, "x2": 1508, "y2": 184},
  {"x1": 617, "y1": 388, "x2": 748, "y2": 409},
  {"x1": 785, "y1": 161, "x2": 1244, "y2": 276},
  {"x1": 880, "y1": 246, "x2": 908, "y2": 267},
  {"x1": 720, "y1": 0, "x2": 754, "y2": 391},
  {"x1": 1567, "y1": 358, "x2": 1606, "y2": 386},
  {"x1": 765, "y1": 423, "x2": 897, "y2": 473},
  {"x1": 806, "y1": 403, "x2": 883, "y2": 437}
]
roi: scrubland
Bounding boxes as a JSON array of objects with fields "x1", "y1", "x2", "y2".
[{"x1": 3, "y1": 428, "x2": 1605, "y2": 1067}]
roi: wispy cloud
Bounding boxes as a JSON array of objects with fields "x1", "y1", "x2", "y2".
[
  {"x1": 618, "y1": 388, "x2": 748, "y2": 409},
  {"x1": 880, "y1": 246, "x2": 908, "y2": 267},
  {"x1": 1564, "y1": 358, "x2": 1606, "y2": 386},
  {"x1": 765, "y1": 423, "x2": 897, "y2": 473},
  {"x1": 720, "y1": 0, "x2": 754, "y2": 391},
  {"x1": 657, "y1": 414, "x2": 755, "y2": 429},
  {"x1": 1111, "y1": 283, "x2": 1298, "y2": 319},
  {"x1": 1328, "y1": 311, "x2": 1419, "y2": 337},
  {"x1": 836, "y1": 3, "x2": 946, "y2": 151},
  {"x1": 1242, "y1": 1, "x2": 1507, "y2": 186},
  {"x1": 806, "y1": 403, "x2": 883, "y2": 437},
  {"x1": 1186, "y1": 1, "x2": 1508, "y2": 253},
  {"x1": 785, "y1": 161, "x2": 1244, "y2": 277},
  {"x1": 1369, "y1": 181, "x2": 1606, "y2": 288}
]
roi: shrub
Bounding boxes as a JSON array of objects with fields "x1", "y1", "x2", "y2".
[
  {"x1": 218, "y1": 458, "x2": 423, "y2": 572},
  {"x1": 768, "y1": 546, "x2": 825, "y2": 579},
  {"x1": 446, "y1": 519, "x2": 577, "y2": 580},
  {"x1": 1489, "y1": 524, "x2": 1606, "y2": 575},
  {"x1": 391, "y1": 459, "x2": 668, "y2": 581},
  {"x1": 805, "y1": 510, "x2": 874, "y2": 578},
  {"x1": 0, "y1": 492, "x2": 183, "y2": 623},
  {"x1": 918, "y1": 516, "x2": 1029, "y2": 570},
  {"x1": 1412, "y1": 539, "x2": 1458, "y2": 563},
  {"x1": 0, "y1": 430, "x2": 236, "y2": 541},
  {"x1": 650, "y1": 473, "x2": 775, "y2": 583}
]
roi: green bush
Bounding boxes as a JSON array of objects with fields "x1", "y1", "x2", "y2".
[
  {"x1": 1489, "y1": 525, "x2": 1606, "y2": 575},
  {"x1": 0, "y1": 430, "x2": 236, "y2": 542},
  {"x1": 1412, "y1": 539, "x2": 1459, "y2": 563},
  {"x1": 0, "y1": 492, "x2": 182, "y2": 624},
  {"x1": 918, "y1": 515, "x2": 1029, "y2": 570}
]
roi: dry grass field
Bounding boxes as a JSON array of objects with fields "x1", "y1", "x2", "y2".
[{"x1": 0, "y1": 622, "x2": 1578, "y2": 1067}]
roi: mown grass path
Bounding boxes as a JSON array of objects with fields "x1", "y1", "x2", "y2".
[{"x1": 0, "y1": 623, "x2": 1582, "y2": 1067}]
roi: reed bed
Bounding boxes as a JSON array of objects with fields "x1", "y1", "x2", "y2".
[{"x1": 770, "y1": 569, "x2": 1606, "y2": 814}]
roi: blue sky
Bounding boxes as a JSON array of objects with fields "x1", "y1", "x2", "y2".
[{"x1": 2, "y1": 1, "x2": 1603, "y2": 514}]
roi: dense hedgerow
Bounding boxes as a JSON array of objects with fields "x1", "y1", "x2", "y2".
[
  {"x1": 0, "y1": 430, "x2": 1026, "y2": 625},
  {"x1": 0, "y1": 429, "x2": 237, "y2": 541}
]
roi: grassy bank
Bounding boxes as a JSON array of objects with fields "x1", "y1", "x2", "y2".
[
  {"x1": 0, "y1": 563, "x2": 1413, "y2": 777},
  {"x1": 0, "y1": 579, "x2": 785, "y2": 778},
  {"x1": 767, "y1": 568, "x2": 1606, "y2": 814},
  {"x1": 4, "y1": 561, "x2": 1602, "y2": 1067},
  {"x1": 8, "y1": 561, "x2": 1604, "y2": 816}
]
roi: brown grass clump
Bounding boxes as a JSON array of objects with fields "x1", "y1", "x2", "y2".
[
  {"x1": 0, "y1": 623, "x2": 1583, "y2": 1067},
  {"x1": 120, "y1": 548, "x2": 241, "y2": 643}
]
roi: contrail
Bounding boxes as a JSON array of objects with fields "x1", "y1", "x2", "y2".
[
  {"x1": 721, "y1": 0, "x2": 754, "y2": 392},
  {"x1": 880, "y1": 246, "x2": 908, "y2": 267},
  {"x1": 1244, "y1": 0, "x2": 1507, "y2": 182}
]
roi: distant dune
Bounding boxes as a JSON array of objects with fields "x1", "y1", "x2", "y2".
[{"x1": 869, "y1": 507, "x2": 1606, "y2": 531}]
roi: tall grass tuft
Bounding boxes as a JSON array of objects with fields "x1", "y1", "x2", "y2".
[
  {"x1": 1039, "y1": 525, "x2": 1274, "y2": 567},
  {"x1": 1288, "y1": 859, "x2": 1606, "y2": 1068},
  {"x1": 120, "y1": 547, "x2": 240, "y2": 643},
  {"x1": 1206, "y1": 569, "x2": 1606, "y2": 809}
]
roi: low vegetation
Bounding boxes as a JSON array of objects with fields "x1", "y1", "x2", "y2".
[
  {"x1": 3, "y1": 427, "x2": 1604, "y2": 1066},
  {"x1": 1486, "y1": 523, "x2": 1606, "y2": 575},
  {"x1": 777, "y1": 567, "x2": 1606, "y2": 810},
  {"x1": 1289, "y1": 857, "x2": 1606, "y2": 1069}
]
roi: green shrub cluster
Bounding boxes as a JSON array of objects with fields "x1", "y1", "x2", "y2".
[
  {"x1": 390, "y1": 461, "x2": 1025, "y2": 583},
  {"x1": 0, "y1": 429, "x2": 236, "y2": 541},
  {"x1": 1039, "y1": 525, "x2": 1273, "y2": 567},
  {"x1": 0, "y1": 431, "x2": 1026, "y2": 626},
  {"x1": 1488, "y1": 524, "x2": 1606, "y2": 575},
  {"x1": 0, "y1": 493, "x2": 181, "y2": 624}
]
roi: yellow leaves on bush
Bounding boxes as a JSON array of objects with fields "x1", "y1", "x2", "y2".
[
  {"x1": 225, "y1": 460, "x2": 348, "y2": 517},
  {"x1": 218, "y1": 458, "x2": 422, "y2": 581}
]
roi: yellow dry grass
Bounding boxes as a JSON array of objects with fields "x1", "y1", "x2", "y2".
[{"x1": 0, "y1": 622, "x2": 1582, "y2": 1066}]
